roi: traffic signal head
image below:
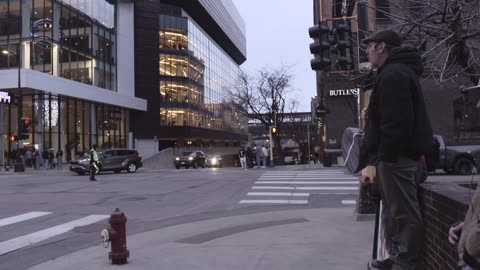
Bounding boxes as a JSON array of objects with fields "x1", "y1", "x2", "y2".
[
  {"x1": 332, "y1": 19, "x2": 354, "y2": 71},
  {"x1": 271, "y1": 126, "x2": 277, "y2": 134},
  {"x1": 22, "y1": 119, "x2": 31, "y2": 133},
  {"x1": 309, "y1": 21, "x2": 332, "y2": 71}
]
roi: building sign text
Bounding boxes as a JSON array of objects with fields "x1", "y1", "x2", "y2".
[
  {"x1": 329, "y1": 88, "x2": 359, "y2": 97},
  {"x1": 0, "y1": 91, "x2": 11, "y2": 103}
]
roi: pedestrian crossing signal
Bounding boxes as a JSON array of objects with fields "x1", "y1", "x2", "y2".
[
  {"x1": 271, "y1": 126, "x2": 277, "y2": 134},
  {"x1": 22, "y1": 119, "x2": 31, "y2": 133},
  {"x1": 9, "y1": 135, "x2": 16, "y2": 142}
]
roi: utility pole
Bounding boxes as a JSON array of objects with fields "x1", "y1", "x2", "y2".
[{"x1": 307, "y1": 121, "x2": 311, "y2": 163}]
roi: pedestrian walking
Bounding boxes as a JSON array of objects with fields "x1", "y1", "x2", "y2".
[
  {"x1": 246, "y1": 146, "x2": 253, "y2": 168},
  {"x1": 89, "y1": 144, "x2": 99, "y2": 181},
  {"x1": 360, "y1": 29, "x2": 433, "y2": 270},
  {"x1": 25, "y1": 148, "x2": 32, "y2": 168},
  {"x1": 42, "y1": 149, "x2": 49, "y2": 169},
  {"x1": 56, "y1": 149, "x2": 63, "y2": 170},
  {"x1": 238, "y1": 147, "x2": 247, "y2": 170},
  {"x1": 265, "y1": 144, "x2": 271, "y2": 167},
  {"x1": 10, "y1": 149, "x2": 17, "y2": 167},
  {"x1": 261, "y1": 145, "x2": 268, "y2": 168},
  {"x1": 254, "y1": 144, "x2": 261, "y2": 168},
  {"x1": 48, "y1": 149, "x2": 55, "y2": 169}
]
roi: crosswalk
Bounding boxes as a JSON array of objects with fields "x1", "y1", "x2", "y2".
[
  {"x1": 0, "y1": 211, "x2": 109, "y2": 256},
  {"x1": 239, "y1": 169, "x2": 359, "y2": 206}
]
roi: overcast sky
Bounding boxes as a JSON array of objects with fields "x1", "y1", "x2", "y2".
[{"x1": 232, "y1": 0, "x2": 316, "y2": 111}]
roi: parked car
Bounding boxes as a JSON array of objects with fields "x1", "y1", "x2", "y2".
[
  {"x1": 70, "y1": 149, "x2": 143, "y2": 175},
  {"x1": 426, "y1": 135, "x2": 480, "y2": 175},
  {"x1": 174, "y1": 151, "x2": 206, "y2": 169},
  {"x1": 206, "y1": 155, "x2": 223, "y2": 168},
  {"x1": 284, "y1": 156, "x2": 297, "y2": 165}
]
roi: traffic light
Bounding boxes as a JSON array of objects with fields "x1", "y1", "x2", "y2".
[
  {"x1": 271, "y1": 126, "x2": 277, "y2": 135},
  {"x1": 9, "y1": 135, "x2": 16, "y2": 142},
  {"x1": 22, "y1": 119, "x2": 31, "y2": 134},
  {"x1": 309, "y1": 21, "x2": 332, "y2": 71},
  {"x1": 332, "y1": 19, "x2": 354, "y2": 71}
]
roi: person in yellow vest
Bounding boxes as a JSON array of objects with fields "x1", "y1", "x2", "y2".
[{"x1": 89, "y1": 144, "x2": 99, "y2": 181}]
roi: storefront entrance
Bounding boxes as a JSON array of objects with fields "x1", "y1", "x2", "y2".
[{"x1": 0, "y1": 90, "x2": 129, "y2": 166}]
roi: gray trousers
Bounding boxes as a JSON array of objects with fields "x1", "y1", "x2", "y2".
[{"x1": 377, "y1": 157, "x2": 423, "y2": 270}]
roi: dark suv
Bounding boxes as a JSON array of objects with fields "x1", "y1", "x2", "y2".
[
  {"x1": 70, "y1": 149, "x2": 143, "y2": 175},
  {"x1": 174, "y1": 151, "x2": 206, "y2": 169}
]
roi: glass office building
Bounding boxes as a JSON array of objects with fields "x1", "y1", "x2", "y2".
[
  {"x1": 0, "y1": 0, "x2": 146, "y2": 164},
  {"x1": 159, "y1": 14, "x2": 246, "y2": 134},
  {"x1": 135, "y1": 1, "x2": 248, "y2": 149}
]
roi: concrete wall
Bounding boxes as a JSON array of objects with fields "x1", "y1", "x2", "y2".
[{"x1": 134, "y1": 138, "x2": 159, "y2": 160}]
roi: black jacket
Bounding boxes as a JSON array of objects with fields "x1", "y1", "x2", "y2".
[{"x1": 363, "y1": 47, "x2": 433, "y2": 163}]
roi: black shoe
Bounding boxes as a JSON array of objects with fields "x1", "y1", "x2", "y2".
[
  {"x1": 368, "y1": 258, "x2": 393, "y2": 270},
  {"x1": 89, "y1": 178, "x2": 97, "y2": 181}
]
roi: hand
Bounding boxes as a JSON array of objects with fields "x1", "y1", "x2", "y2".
[
  {"x1": 361, "y1": 108, "x2": 368, "y2": 120},
  {"x1": 359, "y1": 175, "x2": 371, "y2": 185},
  {"x1": 448, "y1": 222, "x2": 464, "y2": 245}
]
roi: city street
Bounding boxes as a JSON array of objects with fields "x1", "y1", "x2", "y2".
[{"x1": 0, "y1": 165, "x2": 363, "y2": 270}]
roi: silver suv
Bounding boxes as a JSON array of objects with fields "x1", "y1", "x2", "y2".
[{"x1": 70, "y1": 149, "x2": 143, "y2": 175}]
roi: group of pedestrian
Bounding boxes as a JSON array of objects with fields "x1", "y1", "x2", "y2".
[
  {"x1": 4, "y1": 147, "x2": 63, "y2": 170},
  {"x1": 358, "y1": 29, "x2": 479, "y2": 270},
  {"x1": 24, "y1": 148, "x2": 40, "y2": 168},
  {"x1": 239, "y1": 143, "x2": 270, "y2": 169},
  {"x1": 41, "y1": 148, "x2": 62, "y2": 169}
]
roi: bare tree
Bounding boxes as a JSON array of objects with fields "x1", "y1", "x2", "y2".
[
  {"x1": 228, "y1": 66, "x2": 298, "y2": 158},
  {"x1": 363, "y1": 0, "x2": 480, "y2": 85}
]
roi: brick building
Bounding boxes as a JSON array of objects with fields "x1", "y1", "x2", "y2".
[{"x1": 312, "y1": 0, "x2": 480, "y2": 161}]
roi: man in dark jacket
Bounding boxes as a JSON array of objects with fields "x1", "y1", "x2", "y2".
[{"x1": 362, "y1": 30, "x2": 433, "y2": 270}]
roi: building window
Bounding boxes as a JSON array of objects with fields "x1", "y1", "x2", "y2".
[{"x1": 375, "y1": 0, "x2": 390, "y2": 22}]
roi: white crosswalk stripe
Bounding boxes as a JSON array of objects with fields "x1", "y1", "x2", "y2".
[
  {"x1": 0, "y1": 211, "x2": 109, "y2": 256},
  {"x1": 0, "y1": 212, "x2": 51, "y2": 227},
  {"x1": 239, "y1": 169, "x2": 359, "y2": 206}
]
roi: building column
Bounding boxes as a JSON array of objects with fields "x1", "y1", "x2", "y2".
[
  {"x1": 21, "y1": 0, "x2": 31, "y2": 69},
  {"x1": 52, "y1": 2, "x2": 61, "y2": 76},
  {"x1": 90, "y1": 104, "x2": 97, "y2": 147},
  {"x1": 37, "y1": 95, "x2": 45, "y2": 153},
  {"x1": 0, "y1": 103, "x2": 4, "y2": 165}
]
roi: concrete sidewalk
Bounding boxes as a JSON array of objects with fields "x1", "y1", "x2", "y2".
[{"x1": 29, "y1": 208, "x2": 374, "y2": 270}]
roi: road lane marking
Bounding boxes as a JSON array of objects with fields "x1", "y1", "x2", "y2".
[
  {"x1": 252, "y1": 186, "x2": 358, "y2": 190},
  {"x1": 341, "y1": 200, "x2": 357, "y2": 205},
  {"x1": 247, "y1": 192, "x2": 310, "y2": 196},
  {"x1": 0, "y1": 215, "x2": 109, "y2": 256},
  {"x1": 239, "y1": 200, "x2": 308, "y2": 204},
  {"x1": 255, "y1": 181, "x2": 358, "y2": 184},
  {"x1": 0, "y1": 212, "x2": 52, "y2": 227},
  {"x1": 259, "y1": 178, "x2": 357, "y2": 180}
]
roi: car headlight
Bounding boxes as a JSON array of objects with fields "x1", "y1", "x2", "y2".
[
  {"x1": 188, "y1": 157, "x2": 194, "y2": 161},
  {"x1": 211, "y1": 158, "x2": 217, "y2": 165},
  {"x1": 79, "y1": 159, "x2": 89, "y2": 164},
  {"x1": 175, "y1": 157, "x2": 180, "y2": 161}
]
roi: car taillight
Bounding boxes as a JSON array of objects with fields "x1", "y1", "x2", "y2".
[{"x1": 138, "y1": 154, "x2": 143, "y2": 159}]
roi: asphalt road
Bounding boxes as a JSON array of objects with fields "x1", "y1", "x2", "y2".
[{"x1": 1, "y1": 165, "x2": 463, "y2": 270}]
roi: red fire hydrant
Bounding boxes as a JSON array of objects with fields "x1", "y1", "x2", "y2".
[{"x1": 100, "y1": 208, "x2": 130, "y2": 264}]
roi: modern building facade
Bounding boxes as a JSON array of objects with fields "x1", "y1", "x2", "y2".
[
  {"x1": 133, "y1": 0, "x2": 248, "y2": 156},
  {"x1": 0, "y1": 0, "x2": 146, "y2": 164}
]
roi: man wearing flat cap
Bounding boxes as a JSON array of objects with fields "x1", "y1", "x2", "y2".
[{"x1": 359, "y1": 29, "x2": 433, "y2": 270}]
